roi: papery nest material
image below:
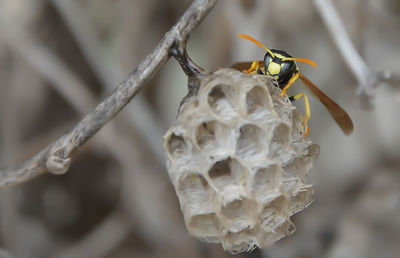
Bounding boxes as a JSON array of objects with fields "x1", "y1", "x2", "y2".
[{"x1": 164, "y1": 68, "x2": 319, "y2": 253}]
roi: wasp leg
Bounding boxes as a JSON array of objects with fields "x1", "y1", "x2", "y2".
[
  {"x1": 280, "y1": 72, "x2": 300, "y2": 97},
  {"x1": 290, "y1": 93, "x2": 311, "y2": 136},
  {"x1": 243, "y1": 60, "x2": 260, "y2": 74}
]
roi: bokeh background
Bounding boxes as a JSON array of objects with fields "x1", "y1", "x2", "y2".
[{"x1": 0, "y1": 0, "x2": 400, "y2": 257}]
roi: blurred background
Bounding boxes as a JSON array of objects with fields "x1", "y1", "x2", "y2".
[{"x1": 0, "y1": 0, "x2": 399, "y2": 257}]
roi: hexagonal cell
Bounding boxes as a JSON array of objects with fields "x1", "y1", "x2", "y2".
[
  {"x1": 288, "y1": 188, "x2": 314, "y2": 216},
  {"x1": 178, "y1": 173, "x2": 210, "y2": 213},
  {"x1": 221, "y1": 198, "x2": 255, "y2": 219},
  {"x1": 250, "y1": 164, "x2": 279, "y2": 198},
  {"x1": 272, "y1": 219, "x2": 296, "y2": 237},
  {"x1": 221, "y1": 198, "x2": 258, "y2": 233},
  {"x1": 283, "y1": 157, "x2": 309, "y2": 178},
  {"x1": 188, "y1": 212, "x2": 221, "y2": 243},
  {"x1": 290, "y1": 109, "x2": 305, "y2": 135},
  {"x1": 223, "y1": 241, "x2": 257, "y2": 254},
  {"x1": 271, "y1": 122, "x2": 290, "y2": 146},
  {"x1": 207, "y1": 84, "x2": 238, "y2": 123},
  {"x1": 246, "y1": 86, "x2": 269, "y2": 112},
  {"x1": 208, "y1": 157, "x2": 243, "y2": 191},
  {"x1": 195, "y1": 121, "x2": 217, "y2": 149},
  {"x1": 308, "y1": 143, "x2": 320, "y2": 158},
  {"x1": 166, "y1": 133, "x2": 188, "y2": 159},
  {"x1": 236, "y1": 124, "x2": 264, "y2": 159},
  {"x1": 267, "y1": 122, "x2": 291, "y2": 160},
  {"x1": 222, "y1": 228, "x2": 258, "y2": 254},
  {"x1": 280, "y1": 158, "x2": 308, "y2": 196},
  {"x1": 259, "y1": 196, "x2": 287, "y2": 231},
  {"x1": 246, "y1": 86, "x2": 272, "y2": 120},
  {"x1": 259, "y1": 219, "x2": 295, "y2": 245},
  {"x1": 271, "y1": 95, "x2": 295, "y2": 125},
  {"x1": 280, "y1": 182, "x2": 302, "y2": 199}
]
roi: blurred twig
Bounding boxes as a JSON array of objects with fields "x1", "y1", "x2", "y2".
[
  {"x1": 314, "y1": 0, "x2": 400, "y2": 109},
  {"x1": 0, "y1": 0, "x2": 217, "y2": 188},
  {"x1": 51, "y1": 0, "x2": 166, "y2": 163},
  {"x1": 313, "y1": 0, "x2": 375, "y2": 108}
]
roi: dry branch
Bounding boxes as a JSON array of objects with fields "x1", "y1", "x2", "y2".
[
  {"x1": 313, "y1": 0, "x2": 373, "y2": 92},
  {"x1": 51, "y1": 0, "x2": 166, "y2": 164},
  {"x1": 312, "y1": 0, "x2": 394, "y2": 108},
  {"x1": 0, "y1": 0, "x2": 217, "y2": 188}
]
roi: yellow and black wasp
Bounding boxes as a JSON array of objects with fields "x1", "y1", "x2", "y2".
[{"x1": 233, "y1": 34, "x2": 354, "y2": 136}]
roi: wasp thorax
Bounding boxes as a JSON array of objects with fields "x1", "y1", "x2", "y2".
[{"x1": 164, "y1": 68, "x2": 319, "y2": 253}]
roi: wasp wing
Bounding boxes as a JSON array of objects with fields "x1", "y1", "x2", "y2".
[
  {"x1": 299, "y1": 73, "x2": 354, "y2": 135},
  {"x1": 231, "y1": 60, "x2": 264, "y2": 72}
]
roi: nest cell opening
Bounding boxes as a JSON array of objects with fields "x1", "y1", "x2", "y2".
[
  {"x1": 271, "y1": 123, "x2": 290, "y2": 146},
  {"x1": 262, "y1": 219, "x2": 295, "y2": 244},
  {"x1": 246, "y1": 86, "x2": 269, "y2": 113},
  {"x1": 208, "y1": 158, "x2": 243, "y2": 191},
  {"x1": 195, "y1": 121, "x2": 217, "y2": 149},
  {"x1": 281, "y1": 158, "x2": 310, "y2": 189},
  {"x1": 223, "y1": 228, "x2": 258, "y2": 254},
  {"x1": 307, "y1": 144, "x2": 320, "y2": 162},
  {"x1": 246, "y1": 86, "x2": 272, "y2": 120},
  {"x1": 178, "y1": 173, "x2": 209, "y2": 206},
  {"x1": 221, "y1": 198, "x2": 255, "y2": 220},
  {"x1": 268, "y1": 123, "x2": 291, "y2": 159},
  {"x1": 189, "y1": 212, "x2": 221, "y2": 243},
  {"x1": 207, "y1": 84, "x2": 238, "y2": 122},
  {"x1": 273, "y1": 219, "x2": 296, "y2": 237},
  {"x1": 221, "y1": 198, "x2": 258, "y2": 234},
  {"x1": 166, "y1": 133, "x2": 187, "y2": 159},
  {"x1": 290, "y1": 109, "x2": 304, "y2": 135},
  {"x1": 289, "y1": 188, "x2": 314, "y2": 216},
  {"x1": 236, "y1": 124, "x2": 264, "y2": 159},
  {"x1": 259, "y1": 196, "x2": 286, "y2": 231},
  {"x1": 251, "y1": 165, "x2": 279, "y2": 196},
  {"x1": 282, "y1": 158, "x2": 304, "y2": 178}
]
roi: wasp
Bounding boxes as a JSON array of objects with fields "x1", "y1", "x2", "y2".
[{"x1": 233, "y1": 34, "x2": 354, "y2": 136}]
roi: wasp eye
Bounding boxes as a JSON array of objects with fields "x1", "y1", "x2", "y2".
[
  {"x1": 280, "y1": 62, "x2": 291, "y2": 75},
  {"x1": 264, "y1": 53, "x2": 273, "y2": 68}
]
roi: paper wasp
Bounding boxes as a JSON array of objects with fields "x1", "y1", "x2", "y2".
[{"x1": 232, "y1": 34, "x2": 354, "y2": 136}]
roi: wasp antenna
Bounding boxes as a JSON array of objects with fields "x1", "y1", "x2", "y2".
[
  {"x1": 238, "y1": 34, "x2": 275, "y2": 57},
  {"x1": 282, "y1": 57, "x2": 317, "y2": 68}
]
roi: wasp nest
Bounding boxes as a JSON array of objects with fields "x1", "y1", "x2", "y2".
[{"x1": 164, "y1": 68, "x2": 319, "y2": 253}]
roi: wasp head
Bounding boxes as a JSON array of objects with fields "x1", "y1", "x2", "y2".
[{"x1": 264, "y1": 50, "x2": 297, "y2": 85}]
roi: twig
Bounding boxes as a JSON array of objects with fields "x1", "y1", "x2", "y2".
[
  {"x1": 51, "y1": 0, "x2": 166, "y2": 163},
  {"x1": 0, "y1": 0, "x2": 217, "y2": 188},
  {"x1": 313, "y1": 0, "x2": 376, "y2": 107}
]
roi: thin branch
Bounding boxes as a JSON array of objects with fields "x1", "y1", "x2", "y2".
[
  {"x1": 51, "y1": 0, "x2": 166, "y2": 163},
  {"x1": 313, "y1": 0, "x2": 376, "y2": 107},
  {"x1": 0, "y1": 0, "x2": 217, "y2": 188}
]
